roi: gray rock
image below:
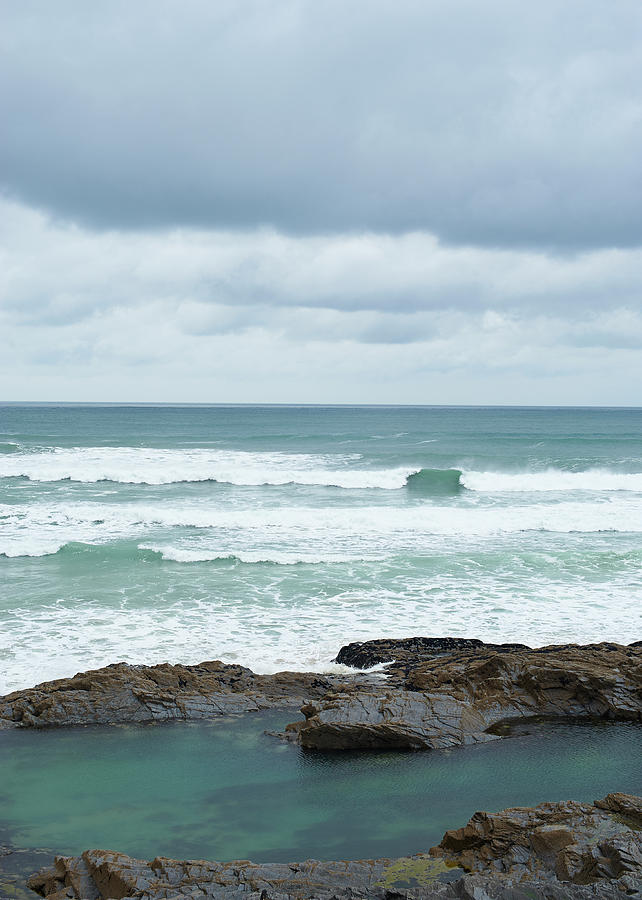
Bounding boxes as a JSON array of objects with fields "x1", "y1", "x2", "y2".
[
  {"x1": 0, "y1": 661, "x2": 366, "y2": 729},
  {"x1": 288, "y1": 643, "x2": 642, "y2": 751}
]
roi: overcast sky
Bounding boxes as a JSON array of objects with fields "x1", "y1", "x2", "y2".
[{"x1": 1, "y1": 0, "x2": 641, "y2": 404}]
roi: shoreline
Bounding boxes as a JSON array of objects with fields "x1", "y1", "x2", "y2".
[{"x1": 3, "y1": 637, "x2": 640, "y2": 742}]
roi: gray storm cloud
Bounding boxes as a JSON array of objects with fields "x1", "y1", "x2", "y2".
[{"x1": 2, "y1": 0, "x2": 642, "y2": 248}]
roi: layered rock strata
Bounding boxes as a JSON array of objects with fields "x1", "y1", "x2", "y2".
[
  {"x1": 288, "y1": 642, "x2": 642, "y2": 750},
  {"x1": 27, "y1": 794, "x2": 642, "y2": 899},
  {"x1": 0, "y1": 662, "x2": 356, "y2": 729}
]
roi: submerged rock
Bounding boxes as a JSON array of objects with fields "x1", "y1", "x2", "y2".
[
  {"x1": 0, "y1": 844, "x2": 56, "y2": 900},
  {"x1": 289, "y1": 642, "x2": 642, "y2": 750},
  {"x1": 27, "y1": 795, "x2": 642, "y2": 898}
]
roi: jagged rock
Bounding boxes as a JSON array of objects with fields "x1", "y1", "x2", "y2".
[
  {"x1": 27, "y1": 796, "x2": 642, "y2": 899},
  {"x1": 27, "y1": 849, "x2": 462, "y2": 900},
  {"x1": 431, "y1": 793, "x2": 642, "y2": 892},
  {"x1": 289, "y1": 642, "x2": 642, "y2": 751},
  {"x1": 0, "y1": 661, "x2": 357, "y2": 729}
]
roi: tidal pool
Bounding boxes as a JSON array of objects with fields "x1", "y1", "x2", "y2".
[{"x1": 0, "y1": 712, "x2": 640, "y2": 863}]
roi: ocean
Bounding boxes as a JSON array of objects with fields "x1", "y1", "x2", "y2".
[{"x1": 1, "y1": 404, "x2": 641, "y2": 695}]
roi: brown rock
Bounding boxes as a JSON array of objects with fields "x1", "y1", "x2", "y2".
[
  {"x1": 0, "y1": 661, "x2": 353, "y2": 729},
  {"x1": 431, "y1": 793, "x2": 642, "y2": 891}
]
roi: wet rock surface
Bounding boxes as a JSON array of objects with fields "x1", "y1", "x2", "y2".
[
  {"x1": 26, "y1": 795, "x2": 642, "y2": 899},
  {"x1": 289, "y1": 642, "x2": 642, "y2": 750},
  {"x1": 334, "y1": 637, "x2": 530, "y2": 671}
]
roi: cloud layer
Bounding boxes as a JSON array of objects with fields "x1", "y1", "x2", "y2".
[{"x1": 2, "y1": 198, "x2": 641, "y2": 404}]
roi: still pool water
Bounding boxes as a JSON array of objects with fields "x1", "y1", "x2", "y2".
[{"x1": 1, "y1": 712, "x2": 640, "y2": 863}]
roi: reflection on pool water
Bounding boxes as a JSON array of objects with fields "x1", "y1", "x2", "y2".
[{"x1": 0, "y1": 712, "x2": 640, "y2": 863}]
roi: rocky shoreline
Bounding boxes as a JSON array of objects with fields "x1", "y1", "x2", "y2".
[
  {"x1": 1, "y1": 637, "x2": 641, "y2": 897},
  {"x1": 2, "y1": 638, "x2": 640, "y2": 753},
  {"x1": 20, "y1": 793, "x2": 642, "y2": 899}
]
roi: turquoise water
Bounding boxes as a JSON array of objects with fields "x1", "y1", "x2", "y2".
[
  {"x1": 0, "y1": 713, "x2": 640, "y2": 862},
  {"x1": 1, "y1": 404, "x2": 641, "y2": 692}
]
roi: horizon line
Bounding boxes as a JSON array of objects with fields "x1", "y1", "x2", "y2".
[{"x1": 2, "y1": 401, "x2": 642, "y2": 410}]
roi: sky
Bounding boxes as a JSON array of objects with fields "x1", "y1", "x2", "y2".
[{"x1": 1, "y1": 0, "x2": 641, "y2": 404}]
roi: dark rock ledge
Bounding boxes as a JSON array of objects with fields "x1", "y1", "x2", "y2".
[{"x1": 26, "y1": 793, "x2": 642, "y2": 899}]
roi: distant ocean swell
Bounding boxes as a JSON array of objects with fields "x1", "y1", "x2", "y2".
[
  {"x1": 2, "y1": 447, "x2": 642, "y2": 492},
  {"x1": 2, "y1": 406, "x2": 641, "y2": 694}
]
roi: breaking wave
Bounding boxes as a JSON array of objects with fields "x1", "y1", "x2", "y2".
[
  {"x1": 0, "y1": 446, "x2": 413, "y2": 489},
  {"x1": 406, "y1": 468, "x2": 463, "y2": 495},
  {"x1": 2, "y1": 448, "x2": 641, "y2": 496}
]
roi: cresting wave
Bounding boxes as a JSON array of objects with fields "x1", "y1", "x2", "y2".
[{"x1": 2, "y1": 447, "x2": 642, "y2": 493}]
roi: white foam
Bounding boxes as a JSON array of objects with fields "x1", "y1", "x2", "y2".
[
  {"x1": 2, "y1": 495, "x2": 642, "y2": 558},
  {"x1": 1, "y1": 576, "x2": 640, "y2": 694},
  {"x1": 461, "y1": 469, "x2": 642, "y2": 493},
  {"x1": 0, "y1": 446, "x2": 414, "y2": 489}
]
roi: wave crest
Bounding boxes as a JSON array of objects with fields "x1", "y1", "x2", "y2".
[{"x1": 406, "y1": 468, "x2": 463, "y2": 495}]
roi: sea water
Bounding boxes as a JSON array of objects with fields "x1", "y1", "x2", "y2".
[
  {"x1": 1, "y1": 404, "x2": 641, "y2": 693},
  {"x1": 0, "y1": 713, "x2": 640, "y2": 861}
]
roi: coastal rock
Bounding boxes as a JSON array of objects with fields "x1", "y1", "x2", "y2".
[
  {"x1": 290, "y1": 642, "x2": 642, "y2": 751},
  {"x1": 27, "y1": 850, "x2": 458, "y2": 900},
  {"x1": 431, "y1": 792, "x2": 642, "y2": 892},
  {"x1": 0, "y1": 661, "x2": 348, "y2": 729},
  {"x1": 285, "y1": 688, "x2": 497, "y2": 750},
  {"x1": 2, "y1": 640, "x2": 640, "y2": 743},
  {"x1": 27, "y1": 795, "x2": 642, "y2": 899}
]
